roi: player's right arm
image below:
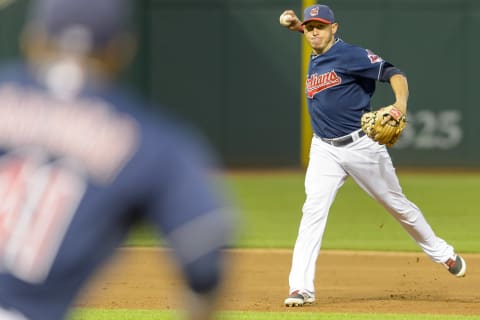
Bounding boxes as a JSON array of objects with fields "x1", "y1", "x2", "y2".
[{"x1": 279, "y1": 10, "x2": 303, "y2": 32}]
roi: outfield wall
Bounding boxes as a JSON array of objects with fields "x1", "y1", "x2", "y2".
[{"x1": 1, "y1": 0, "x2": 479, "y2": 167}]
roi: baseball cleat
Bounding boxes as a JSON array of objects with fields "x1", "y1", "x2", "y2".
[
  {"x1": 284, "y1": 290, "x2": 315, "y2": 307},
  {"x1": 444, "y1": 254, "x2": 467, "y2": 277}
]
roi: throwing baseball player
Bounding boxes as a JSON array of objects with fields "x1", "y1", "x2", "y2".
[
  {"x1": 0, "y1": 0, "x2": 234, "y2": 319},
  {"x1": 279, "y1": 4, "x2": 466, "y2": 307}
]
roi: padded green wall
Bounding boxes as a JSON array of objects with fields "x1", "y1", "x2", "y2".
[
  {"x1": 137, "y1": 0, "x2": 302, "y2": 166},
  {"x1": 2, "y1": 0, "x2": 479, "y2": 167}
]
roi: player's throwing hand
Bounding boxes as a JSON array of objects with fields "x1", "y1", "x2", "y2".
[{"x1": 279, "y1": 10, "x2": 302, "y2": 31}]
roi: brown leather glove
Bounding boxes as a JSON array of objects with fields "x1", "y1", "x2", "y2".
[{"x1": 361, "y1": 105, "x2": 407, "y2": 147}]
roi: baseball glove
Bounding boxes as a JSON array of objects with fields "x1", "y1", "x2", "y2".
[{"x1": 361, "y1": 105, "x2": 406, "y2": 147}]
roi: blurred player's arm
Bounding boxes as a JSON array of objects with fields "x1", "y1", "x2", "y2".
[{"x1": 150, "y1": 137, "x2": 235, "y2": 320}]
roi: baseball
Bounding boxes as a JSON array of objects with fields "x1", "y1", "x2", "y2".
[{"x1": 279, "y1": 13, "x2": 293, "y2": 26}]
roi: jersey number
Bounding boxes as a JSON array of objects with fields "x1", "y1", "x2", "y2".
[{"x1": 0, "y1": 150, "x2": 86, "y2": 283}]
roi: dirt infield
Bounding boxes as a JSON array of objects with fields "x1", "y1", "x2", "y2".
[{"x1": 77, "y1": 248, "x2": 480, "y2": 315}]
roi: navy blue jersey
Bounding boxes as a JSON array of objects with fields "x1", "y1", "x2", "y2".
[
  {"x1": 305, "y1": 38, "x2": 403, "y2": 138},
  {"x1": 0, "y1": 63, "x2": 232, "y2": 320}
]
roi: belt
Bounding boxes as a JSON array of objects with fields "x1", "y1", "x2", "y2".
[{"x1": 318, "y1": 130, "x2": 366, "y2": 147}]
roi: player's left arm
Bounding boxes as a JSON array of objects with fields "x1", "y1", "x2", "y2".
[
  {"x1": 368, "y1": 59, "x2": 408, "y2": 124},
  {"x1": 389, "y1": 73, "x2": 409, "y2": 115},
  {"x1": 361, "y1": 72, "x2": 409, "y2": 146}
]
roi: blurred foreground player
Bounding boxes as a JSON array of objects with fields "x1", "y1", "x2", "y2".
[{"x1": 0, "y1": 0, "x2": 234, "y2": 319}]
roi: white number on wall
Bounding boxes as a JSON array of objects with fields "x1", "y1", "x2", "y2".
[{"x1": 395, "y1": 110, "x2": 462, "y2": 149}]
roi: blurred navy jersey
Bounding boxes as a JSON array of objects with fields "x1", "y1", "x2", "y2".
[{"x1": 0, "y1": 63, "x2": 231, "y2": 320}]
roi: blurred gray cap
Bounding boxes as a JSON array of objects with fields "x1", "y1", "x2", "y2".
[{"x1": 27, "y1": 0, "x2": 132, "y2": 50}]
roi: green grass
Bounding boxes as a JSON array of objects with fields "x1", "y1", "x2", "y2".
[
  {"x1": 231, "y1": 171, "x2": 480, "y2": 252},
  {"x1": 71, "y1": 309, "x2": 175, "y2": 320},
  {"x1": 127, "y1": 171, "x2": 480, "y2": 253},
  {"x1": 70, "y1": 309, "x2": 480, "y2": 320}
]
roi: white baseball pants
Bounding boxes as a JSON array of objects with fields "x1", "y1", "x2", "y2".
[{"x1": 288, "y1": 133, "x2": 455, "y2": 294}]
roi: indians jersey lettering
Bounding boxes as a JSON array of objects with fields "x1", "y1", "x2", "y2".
[{"x1": 306, "y1": 70, "x2": 342, "y2": 98}]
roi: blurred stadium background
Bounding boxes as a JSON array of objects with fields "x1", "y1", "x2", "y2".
[{"x1": 1, "y1": 0, "x2": 479, "y2": 169}]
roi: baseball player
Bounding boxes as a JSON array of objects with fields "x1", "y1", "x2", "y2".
[
  {"x1": 0, "y1": 0, "x2": 234, "y2": 319},
  {"x1": 279, "y1": 4, "x2": 466, "y2": 307}
]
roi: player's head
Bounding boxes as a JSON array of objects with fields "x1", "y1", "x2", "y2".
[
  {"x1": 301, "y1": 4, "x2": 335, "y2": 26},
  {"x1": 22, "y1": 0, "x2": 136, "y2": 77},
  {"x1": 301, "y1": 4, "x2": 338, "y2": 55}
]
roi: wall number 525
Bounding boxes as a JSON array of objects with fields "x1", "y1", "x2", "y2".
[{"x1": 395, "y1": 110, "x2": 462, "y2": 149}]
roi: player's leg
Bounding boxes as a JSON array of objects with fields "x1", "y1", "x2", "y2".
[
  {"x1": 344, "y1": 137, "x2": 465, "y2": 276},
  {"x1": 286, "y1": 136, "x2": 347, "y2": 306}
]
